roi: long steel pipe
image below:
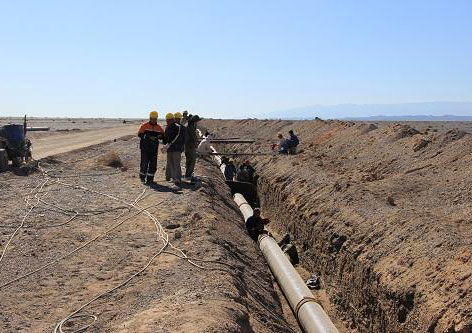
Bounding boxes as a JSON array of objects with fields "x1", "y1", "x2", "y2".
[
  {"x1": 198, "y1": 128, "x2": 338, "y2": 332},
  {"x1": 233, "y1": 193, "x2": 338, "y2": 333}
]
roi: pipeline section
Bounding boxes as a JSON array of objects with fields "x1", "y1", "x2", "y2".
[
  {"x1": 201, "y1": 128, "x2": 338, "y2": 332},
  {"x1": 233, "y1": 194, "x2": 338, "y2": 333}
]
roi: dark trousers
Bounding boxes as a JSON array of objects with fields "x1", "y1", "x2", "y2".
[
  {"x1": 140, "y1": 150, "x2": 157, "y2": 181},
  {"x1": 185, "y1": 148, "x2": 197, "y2": 178},
  {"x1": 248, "y1": 229, "x2": 268, "y2": 242}
]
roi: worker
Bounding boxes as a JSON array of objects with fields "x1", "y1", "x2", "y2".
[
  {"x1": 174, "y1": 112, "x2": 183, "y2": 124},
  {"x1": 137, "y1": 111, "x2": 164, "y2": 184},
  {"x1": 181, "y1": 111, "x2": 189, "y2": 125},
  {"x1": 236, "y1": 164, "x2": 250, "y2": 182},
  {"x1": 184, "y1": 115, "x2": 201, "y2": 182},
  {"x1": 245, "y1": 208, "x2": 270, "y2": 241},
  {"x1": 224, "y1": 159, "x2": 237, "y2": 181},
  {"x1": 243, "y1": 160, "x2": 256, "y2": 183},
  {"x1": 287, "y1": 130, "x2": 300, "y2": 154},
  {"x1": 163, "y1": 112, "x2": 186, "y2": 184},
  {"x1": 277, "y1": 133, "x2": 289, "y2": 154},
  {"x1": 197, "y1": 133, "x2": 212, "y2": 155}
]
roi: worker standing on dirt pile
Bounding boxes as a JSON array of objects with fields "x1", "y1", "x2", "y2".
[
  {"x1": 245, "y1": 208, "x2": 270, "y2": 241},
  {"x1": 184, "y1": 115, "x2": 202, "y2": 182},
  {"x1": 197, "y1": 133, "x2": 212, "y2": 156},
  {"x1": 137, "y1": 111, "x2": 164, "y2": 184},
  {"x1": 163, "y1": 112, "x2": 185, "y2": 185},
  {"x1": 181, "y1": 110, "x2": 189, "y2": 125},
  {"x1": 287, "y1": 130, "x2": 300, "y2": 154}
]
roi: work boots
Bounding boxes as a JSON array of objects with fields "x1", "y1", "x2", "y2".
[
  {"x1": 277, "y1": 233, "x2": 291, "y2": 248},
  {"x1": 146, "y1": 176, "x2": 155, "y2": 185}
]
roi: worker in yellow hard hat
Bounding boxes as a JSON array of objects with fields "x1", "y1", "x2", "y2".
[
  {"x1": 174, "y1": 112, "x2": 182, "y2": 124},
  {"x1": 163, "y1": 112, "x2": 186, "y2": 185},
  {"x1": 137, "y1": 111, "x2": 164, "y2": 184}
]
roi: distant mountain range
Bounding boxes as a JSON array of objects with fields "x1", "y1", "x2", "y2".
[
  {"x1": 259, "y1": 102, "x2": 472, "y2": 121},
  {"x1": 344, "y1": 115, "x2": 472, "y2": 121}
]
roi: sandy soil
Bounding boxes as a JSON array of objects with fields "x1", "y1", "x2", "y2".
[
  {"x1": 31, "y1": 125, "x2": 137, "y2": 159},
  {"x1": 201, "y1": 118, "x2": 472, "y2": 333},
  {"x1": 0, "y1": 117, "x2": 141, "y2": 131},
  {"x1": 0, "y1": 132, "x2": 298, "y2": 332}
]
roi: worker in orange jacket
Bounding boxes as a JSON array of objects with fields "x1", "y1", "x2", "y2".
[{"x1": 138, "y1": 111, "x2": 164, "y2": 184}]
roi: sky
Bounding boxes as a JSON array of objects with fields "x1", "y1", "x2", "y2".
[{"x1": 0, "y1": 0, "x2": 471, "y2": 119}]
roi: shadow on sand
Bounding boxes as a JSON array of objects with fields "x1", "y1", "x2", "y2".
[{"x1": 146, "y1": 180, "x2": 201, "y2": 193}]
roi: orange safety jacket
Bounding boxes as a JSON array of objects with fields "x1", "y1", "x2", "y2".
[{"x1": 138, "y1": 122, "x2": 164, "y2": 152}]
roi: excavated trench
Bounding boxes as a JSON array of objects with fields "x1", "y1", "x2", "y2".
[
  {"x1": 257, "y1": 176, "x2": 379, "y2": 331},
  {"x1": 201, "y1": 118, "x2": 472, "y2": 333},
  {"x1": 213, "y1": 150, "x2": 410, "y2": 331},
  {"x1": 216, "y1": 154, "x2": 416, "y2": 332}
]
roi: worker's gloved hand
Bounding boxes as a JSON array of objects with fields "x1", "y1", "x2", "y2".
[{"x1": 161, "y1": 143, "x2": 171, "y2": 153}]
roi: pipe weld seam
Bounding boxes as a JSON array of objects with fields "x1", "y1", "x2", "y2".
[
  {"x1": 257, "y1": 233, "x2": 271, "y2": 245},
  {"x1": 237, "y1": 202, "x2": 251, "y2": 209},
  {"x1": 295, "y1": 296, "x2": 320, "y2": 320}
]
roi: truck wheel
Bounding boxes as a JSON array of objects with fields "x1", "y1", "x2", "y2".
[
  {"x1": 0, "y1": 150, "x2": 8, "y2": 172},
  {"x1": 11, "y1": 156, "x2": 23, "y2": 167}
]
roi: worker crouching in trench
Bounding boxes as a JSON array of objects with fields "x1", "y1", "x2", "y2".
[
  {"x1": 245, "y1": 208, "x2": 299, "y2": 264},
  {"x1": 138, "y1": 111, "x2": 164, "y2": 184}
]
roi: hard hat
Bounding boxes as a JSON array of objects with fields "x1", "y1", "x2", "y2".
[
  {"x1": 174, "y1": 112, "x2": 183, "y2": 119},
  {"x1": 165, "y1": 113, "x2": 174, "y2": 120},
  {"x1": 149, "y1": 111, "x2": 158, "y2": 119}
]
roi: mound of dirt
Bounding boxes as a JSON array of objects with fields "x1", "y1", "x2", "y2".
[
  {"x1": 387, "y1": 124, "x2": 421, "y2": 141},
  {"x1": 201, "y1": 118, "x2": 472, "y2": 333}
]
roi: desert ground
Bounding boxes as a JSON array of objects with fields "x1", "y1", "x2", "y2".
[
  {"x1": 1, "y1": 117, "x2": 472, "y2": 332},
  {"x1": 0, "y1": 118, "x2": 303, "y2": 333}
]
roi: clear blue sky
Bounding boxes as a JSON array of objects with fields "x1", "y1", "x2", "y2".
[{"x1": 1, "y1": 0, "x2": 471, "y2": 118}]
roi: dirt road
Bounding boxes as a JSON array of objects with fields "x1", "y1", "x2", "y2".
[{"x1": 31, "y1": 125, "x2": 137, "y2": 159}]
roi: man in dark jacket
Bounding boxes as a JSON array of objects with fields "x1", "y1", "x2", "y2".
[
  {"x1": 245, "y1": 208, "x2": 270, "y2": 241},
  {"x1": 224, "y1": 159, "x2": 237, "y2": 181},
  {"x1": 163, "y1": 112, "x2": 186, "y2": 185},
  {"x1": 137, "y1": 111, "x2": 164, "y2": 184},
  {"x1": 184, "y1": 115, "x2": 201, "y2": 181},
  {"x1": 287, "y1": 130, "x2": 300, "y2": 154}
]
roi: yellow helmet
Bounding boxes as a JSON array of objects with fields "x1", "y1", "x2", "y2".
[
  {"x1": 165, "y1": 112, "x2": 174, "y2": 120},
  {"x1": 149, "y1": 111, "x2": 158, "y2": 119},
  {"x1": 174, "y1": 112, "x2": 182, "y2": 119}
]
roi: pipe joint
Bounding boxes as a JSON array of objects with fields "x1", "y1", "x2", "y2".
[{"x1": 295, "y1": 296, "x2": 320, "y2": 319}]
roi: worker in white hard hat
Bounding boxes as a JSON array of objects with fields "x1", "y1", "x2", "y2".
[{"x1": 138, "y1": 111, "x2": 164, "y2": 184}]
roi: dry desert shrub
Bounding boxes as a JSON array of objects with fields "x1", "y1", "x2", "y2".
[{"x1": 99, "y1": 151, "x2": 124, "y2": 168}]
